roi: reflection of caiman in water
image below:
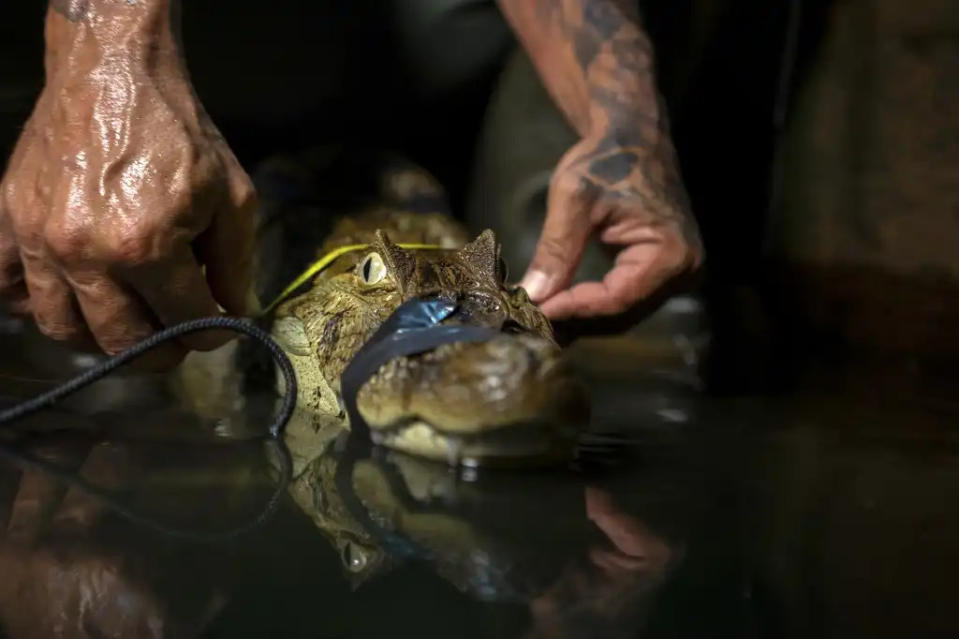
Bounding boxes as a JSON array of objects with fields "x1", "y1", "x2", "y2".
[
  {"x1": 0, "y1": 151, "x2": 675, "y2": 637},
  {"x1": 183, "y1": 148, "x2": 588, "y2": 466},
  {"x1": 289, "y1": 440, "x2": 586, "y2": 595},
  {"x1": 288, "y1": 439, "x2": 679, "y2": 612},
  {"x1": 0, "y1": 429, "x2": 682, "y2": 639}
]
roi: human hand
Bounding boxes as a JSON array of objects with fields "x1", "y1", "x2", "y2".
[
  {"x1": 584, "y1": 486, "x2": 673, "y2": 577},
  {"x1": 0, "y1": 441, "x2": 225, "y2": 639},
  {"x1": 525, "y1": 486, "x2": 677, "y2": 638},
  {"x1": 0, "y1": 7, "x2": 255, "y2": 367},
  {"x1": 519, "y1": 124, "x2": 702, "y2": 325}
]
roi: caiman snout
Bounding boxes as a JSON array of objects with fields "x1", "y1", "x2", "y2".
[
  {"x1": 273, "y1": 225, "x2": 588, "y2": 466},
  {"x1": 355, "y1": 328, "x2": 588, "y2": 466},
  {"x1": 448, "y1": 291, "x2": 512, "y2": 329}
]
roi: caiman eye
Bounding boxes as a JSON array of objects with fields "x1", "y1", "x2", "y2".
[
  {"x1": 359, "y1": 252, "x2": 387, "y2": 285},
  {"x1": 341, "y1": 541, "x2": 369, "y2": 572}
]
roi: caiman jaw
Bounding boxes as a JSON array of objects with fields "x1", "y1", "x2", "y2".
[
  {"x1": 354, "y1": 333, "x2": 587, "y2": 466},
  {"x1": 271, "y1": 227, "x2": 588, "y2": 466}
]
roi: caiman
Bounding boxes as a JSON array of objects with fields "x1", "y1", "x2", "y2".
[{"x1": 182, "y1": 148, "x2": 588, "y2": 467}]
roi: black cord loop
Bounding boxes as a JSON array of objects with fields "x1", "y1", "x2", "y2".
[{"x1": 0, "y1": 316, "x2": 298, "y2": 543}]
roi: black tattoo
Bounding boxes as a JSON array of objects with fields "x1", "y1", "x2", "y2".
[
  {"x1": 610, "y1": 37, "x2": 653, "y2": 74},
  {"x1": 589, "y1": 151, "x2": 638, "y2": 183},
  {"x1": 572, "y1": 1, "x2": 647, "y2": 69},
  {"x1": 582, "y1": 2, "x2": 622, "y2": 40},
  {"x1": 574, "y1": 36, "x2": 603, "y2": 70},
  {"x1": 50, "y1": 0, "x2": 90, "y2": 21},
  {"x1": 503, "y1": 0, "x2": 694, "y2": 230},
  {"x1": 561, "y1": 1, "x2": 691, "y2": 221},
  {"x1": 589, "y1": 85, "x2": 659, "y2": 130}
]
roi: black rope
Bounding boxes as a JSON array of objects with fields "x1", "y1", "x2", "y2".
[{"x1": 0, "y1": 316, "x2": 298, "y2": 542}]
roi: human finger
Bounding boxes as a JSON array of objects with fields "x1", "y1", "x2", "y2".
[
  {"x1": 0, "y1": 214, "x2": 29, "y2": 314},
  {"x1": 20, "y1": 246, "x2": 88, "y2": 344},
  {"x1": 125, "y1": 245, "x2": 231, "y2": 352},
  {"x1": 518, "y1": 171, "x2": 597, "y2": 303},
  {"x1": 52, "y1": 442, "x2": 135, "y2": 533},
  {"x1": 7, "y1": 442, "x2": 89, "y2": 542},
  {"x1": 196, "y1": 167, "x2": 257, "y2": 316},
  {"x1": 539, "y1": 239, "x2": 680, "y2": 319},
  {"x1": 67, "y1": 271, "x2": 186, "y2": 369}
]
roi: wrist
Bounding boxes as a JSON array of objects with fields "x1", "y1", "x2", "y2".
[
  {"x1": 581, "y1": 18, "x2": 663, "y2": 138},
  {"x1": 585, "y1": 98, "x2": 665, "y2": 146},
  {"x1": 44, "y1": 0, "x2": 184, "y2": 81}
]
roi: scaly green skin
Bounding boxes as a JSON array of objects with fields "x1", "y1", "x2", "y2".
[
  {"x1": 254, "y1": 162, "x2": 588, "y2": 588},
  {"x1": 271, "y1": 211, "x2": 587, "y2": 466}
]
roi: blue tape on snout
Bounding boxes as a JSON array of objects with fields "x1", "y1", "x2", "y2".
[
  {"x1": 335, "y1": 297, "x2": 501, "y2": 569},
  {"x1": 339, "y1": 295, "x2": 499, "y2": 440}
]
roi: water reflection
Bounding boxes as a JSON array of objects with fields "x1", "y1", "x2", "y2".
[
  {"x1": 0, "y1": 418, "x2": 688, "y2": 639},
  {"x1": 0, "y1": 439, "x2": 234, "y2": 639},
  {"x1": 293, "y1": 439, "x2": 679, "y2": 605},
  {"x1": 2, "y1": 315, "x2": 958, "y2": 638}
]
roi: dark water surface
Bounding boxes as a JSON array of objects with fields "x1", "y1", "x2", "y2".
[{"x1": 0, "y1": 317, "x2": 957, "y2": 639}]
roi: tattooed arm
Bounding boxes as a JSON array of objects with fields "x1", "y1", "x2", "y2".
[
  {"x1": 0, "y1": 1, "x2": 255, "y2": 366},
  {"x1": 499, "y1": 0, "x2": 702, "y2": 322}
]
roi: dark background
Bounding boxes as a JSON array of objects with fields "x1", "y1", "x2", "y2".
[
  {"x1": 12, "y1": 0, "x2": 954, "y2": 398},
  {"x1": 0, "y1": 0, "x2": 825, "y2": 286}
]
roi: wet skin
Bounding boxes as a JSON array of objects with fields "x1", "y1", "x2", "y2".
[
  {"x1": 0, "y1": 439, "x2": 226, "y2": 639},
  {"x1": 0, "y1": 0, "x2": 254, "y2": 368},
  {"x1": 499, "y1": 0, "x2": 702, "y2": 323},
  {"x1": 0, "y1": 0, "x2": 699, "y2": 358}
]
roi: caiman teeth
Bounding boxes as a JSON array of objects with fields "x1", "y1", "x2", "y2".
[
  {"x1": 356, "y1": 332, "x2": 583, "y2": 434},
  {"x1": 369, "y1": 353, "x2": 416, "y2": 382},
  {"x1": 369, "y1": 419, "x2": 576, "y2": 468},
  {"x1": 420, "y1": 341, "x2": 469, "y2": 361}
]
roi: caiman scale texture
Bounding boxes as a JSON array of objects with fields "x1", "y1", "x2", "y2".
[
  {"x1": 170, "y1": 150, "x2": 590, "y2": 467},
  {"x1": 271, "y1": 209, "x2": 588, "y2": 466}
]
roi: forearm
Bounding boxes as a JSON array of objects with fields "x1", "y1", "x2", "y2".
[
  {"x1": 39, "y1": 0, "x2": 206, "y2": 143},
  {"x1": 497, "y1": 0, "x2": 662, "y2": 138},
  {"x1": 45, "y1": 0, "x2": 185, "y2": 80}
]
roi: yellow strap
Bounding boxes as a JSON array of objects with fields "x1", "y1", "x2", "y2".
[{"x1": 260, "y1": 242, "x2": 444, "y2": 315}]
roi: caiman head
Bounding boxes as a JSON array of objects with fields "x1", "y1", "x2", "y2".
[{"x1": 271, "y1": 229, "x2": 588, "y2": 466}]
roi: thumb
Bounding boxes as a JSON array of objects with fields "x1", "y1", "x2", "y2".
[
  {"x1": 0, "y1": 205, "x2": 29, "y2": 313},
  {"x1": 519, "y1": 173, "x2": 595, "y2": 303},
  {"x1": 199, "y1": 177, "x2": 258, "y2": 316}
]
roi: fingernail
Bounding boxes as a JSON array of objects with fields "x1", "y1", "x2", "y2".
[{"x1": 519, "y1": 270, "x2": 550, "y2": 302}]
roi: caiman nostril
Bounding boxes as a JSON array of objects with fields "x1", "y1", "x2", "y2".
[{"x1": 451, "y1": 292, "x2": 508, "y2": 327}]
